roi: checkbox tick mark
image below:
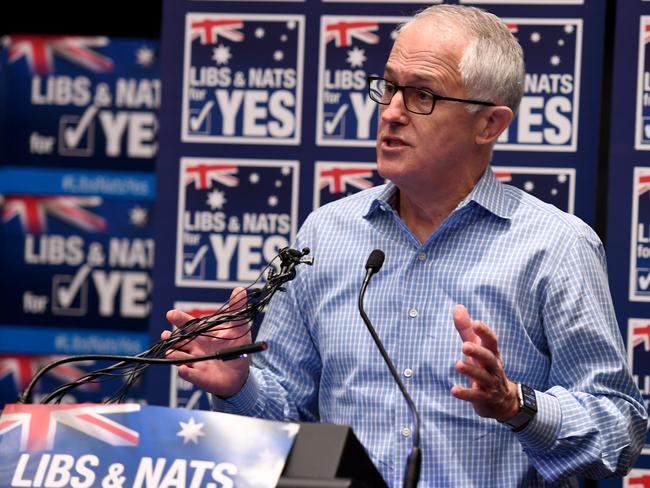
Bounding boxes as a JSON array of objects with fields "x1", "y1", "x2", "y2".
[
  {"x1": 190, "y1": 101, "x2": 215, "y2": 132},
  {"x1": 57, "y1": 264, "x2": 92, "y2": 308},
  {"x1": 639, "y1": 272, "x2": 650, "y2": 291},
  {"x1": 184, "y1": 245, "x2": 209, "y2": 276},
  {"x1": 64, "y1": 106, "x2": 98, "y2": 149},
  {"x1": 324, "y1": 104, "x2": 349, "y2": 135}
]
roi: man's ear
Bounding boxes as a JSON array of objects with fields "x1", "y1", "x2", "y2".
[{"x1": 475, "y1": 106, "x2": 514, "y2": 146}]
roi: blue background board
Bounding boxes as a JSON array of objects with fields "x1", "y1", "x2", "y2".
[
  {"x1": 603, "y1": 2, "x2": 650, "y2": 485},
  {"x1": 150, "y1": 0, "x2": 607, "y2": 408}
]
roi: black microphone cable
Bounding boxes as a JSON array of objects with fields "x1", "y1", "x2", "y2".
[
  {"x1": 18, "y1": 246, "x2": 313, "y2": 405},
  {"x1": 358, "y1": 249, "x2": 421, "y2": 488}
]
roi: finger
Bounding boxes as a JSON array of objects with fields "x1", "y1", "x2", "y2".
[
  {"x1": 227, "y1": 287, "x2": 250, "y2": 327},
  {"x1": 165, "y1": 348, "x2": 201, "y2": 364},
  {"x1": 473, "y1": 320, "x2": 499, "y2": 354},
  {"x1": 166, "y1": 309, "x2": 195, "y2": 328},
  {"x1": 177, "y1": 364, "x2": 205, "y2": 385},
  {"x1": 453, "y1": 304, "x2": 479, "y2": 344},
  {"x1": 455, "y1": 359, "x2": 496, "y2": 387},
  {"x1": 451, "y1": 384, "x2": 494, "y2": 403},
  {"x1": 161, "y1": 330, "x2": 172, "y2": 340},
  {"x1": 461, "y1": 342, "x2": 500, "y2": 372}
]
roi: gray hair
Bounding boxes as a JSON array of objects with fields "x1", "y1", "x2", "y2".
[{"x1": 396, "y1": 5, "x2": 525, "y2": 114}]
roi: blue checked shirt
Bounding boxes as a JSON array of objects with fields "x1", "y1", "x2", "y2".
[{"x1": 215, "y1": 167, "x2": 647, "y2": 487}]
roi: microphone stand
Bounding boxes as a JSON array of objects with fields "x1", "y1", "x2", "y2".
[{"x1": 358, "y1": 250, "x2": 421, "y2": 488}]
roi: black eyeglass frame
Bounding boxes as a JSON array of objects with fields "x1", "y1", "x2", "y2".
[{"x1": 367, "y1": 75, "x2": 495, "y2": 115}]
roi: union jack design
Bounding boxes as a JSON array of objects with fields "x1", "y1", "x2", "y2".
[
  {"x1": 184, "y1": 163, "x2": 240, "y2": 190},
  {"x1": 2, "y1": 196, "x2": 107, "y2": 234},
  {"x1": 627, "y1": 471, "x2": 650, "y2": 487},
  {"x1": 325, "y1": 21, "x2": 380, "y2": 48},
  {"x1": 190, "y1": 18, "x2": 245, "y2": 45},
  {"x1": 639, "y1": 174, "x2": 650, "y2": 195},
  {"x1": 494, "y1": 171, "x2": 513, "y2": 183},
  {"x1": 0, "y1": 403, "x2": 140, "y2": 451},
  {"x1": 631, "y1": 323, "x2": 650, "y2": 352},
  {"x1": 0, "y1": 355, "x2": 99, "y2": 394},
  {"x1": 644, "y1": 22, "x2": 650, "y2": 45},
  {"x1": 506, "y1": 23, "x2": 519, "y2": 34},
  {"x1": 4, "y1": 35, "x2": 114, "y2": 75},
  {"x1": 318, "y1": 165, "x2": 375, "y2": 194}
]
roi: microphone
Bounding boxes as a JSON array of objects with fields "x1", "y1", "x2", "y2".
[{"x1": 358, "y1": 249, "x2": 421, "y2": 488}]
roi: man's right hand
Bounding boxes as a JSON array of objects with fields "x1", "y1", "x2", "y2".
[{"x1": 161, "y1": 287, "x2": 252, "y2": 398}]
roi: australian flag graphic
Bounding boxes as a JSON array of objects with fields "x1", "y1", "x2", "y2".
[
  {"x1": 317, "y1": 15, "x2": 408, "y2": 147},
  {"x1": 314, "y1": 162, "x2": 386, "y2": 208},
  {"x1": 631, "y1": 168, "x2": 650, "y2": 301},
  {"x1": 497, "y1": 19, "x2": 581, "y2": 151},
  {"x1": 0, "y1": 404, "x2": 298, "y2": 488},
  {"x1": 492, "y1": 166, "x2": 575, "y2": 213},
  {"x1": 183, "y1": 13, "x2": 304, "y2": 144},
  {"x1": 176, "y1": 158, "x2": 298, "y2": 288}
]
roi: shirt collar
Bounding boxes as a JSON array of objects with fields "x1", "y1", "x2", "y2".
[{"x1": 363, "y1": 166, "x2": 513, "y2": 221}]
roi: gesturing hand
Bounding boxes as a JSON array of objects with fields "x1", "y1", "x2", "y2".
[
  {"x1": 161, "y1": 287, "x2": 252, "y2": 398},
  {"x1": 450, "y1": 304, "x2": 520, "y2": 422}
]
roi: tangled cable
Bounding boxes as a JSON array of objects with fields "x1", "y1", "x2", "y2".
[{"x1": 17, "y1": 247, "x2": 313, "y2": 405}]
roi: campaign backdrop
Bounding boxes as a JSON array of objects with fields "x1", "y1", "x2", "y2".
[
  {"x1": 5, "y1": 1, "x2": 650, "y2": 488},
  {"x1": 0, "y1": 37, "x2": 160, "y2": 406}
]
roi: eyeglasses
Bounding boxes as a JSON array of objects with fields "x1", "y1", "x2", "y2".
[{"x1": 367, "y1": 76, "x2": 495, "y2": 115}]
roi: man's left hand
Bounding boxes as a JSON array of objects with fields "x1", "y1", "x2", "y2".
[{"x1": 451, "y1": 304, "x2": 520, "y2": 422}]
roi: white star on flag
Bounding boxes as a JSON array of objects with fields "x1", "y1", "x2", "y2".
[
  {"x1": 274, "y1": 50, "x2": 284, "y2": 61},
  {"x1": 530, "y1": 32, "x2": 541, "y2": 43},
  {"x1": 129, "y1": 206, "x2": 149, "y2": 227},
  {"x1": 207, "y1": 189, "x2": 227, "y2": 210},
  {"x1": 550, "y1": 55, "x2": 561, "y2": 66},
  {"x1": 136, "y1": 46, "x2": 155, "y2": 67},
  {"x1": 346, "y1": 46, "x2": 366, "y2": 68},
  {"x1": 212, "y1": 44, "x2": 231, "y2": 65},
  {"x1": 177, "y1": 417, "x2": 205, "y2": 444},
  {"x1": 255, "y1": 27, "x2": 265, "y2": 39}
]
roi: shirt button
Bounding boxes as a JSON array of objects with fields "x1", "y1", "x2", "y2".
[
  {"x1": 403, "y1": 368, "x2": 413, "y2": 378},
  {"x1": 408, "y1": 308, "x2": 418, "y2": 318},
  {"x1": 401, "y1": 427, "x2": 411, "y2": 437},
  {"x1": 418, "y1": 252, "x2": 427, "y2": 262}
]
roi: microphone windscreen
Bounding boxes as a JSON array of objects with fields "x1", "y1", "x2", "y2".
[{"x1": 365, "y1": 249, "x2": 385, "y2": 273}]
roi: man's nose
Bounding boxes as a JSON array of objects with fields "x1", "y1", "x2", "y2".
[{"x1": 380, "y1": 90, "x2": 409, "y2": 123}]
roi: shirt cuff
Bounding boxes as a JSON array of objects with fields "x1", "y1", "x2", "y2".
[
  {"x1": 210, "y1": 369, "x2": 262, "y2": 415},
  {"x1": 515, "y1": 389, "x2": 562, "y2": 452}
]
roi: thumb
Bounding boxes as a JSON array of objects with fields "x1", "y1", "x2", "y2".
[{"x1": 453, "y1": 304, "x2": 479, "y2": 344}]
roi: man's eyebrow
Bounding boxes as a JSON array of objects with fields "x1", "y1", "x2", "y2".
[
  {"x1": 383, "y1": 66, "x2": 434, "y2": 84},
  {"x1": 382, "y1": 68, "x2": 441, "y2": 90}
]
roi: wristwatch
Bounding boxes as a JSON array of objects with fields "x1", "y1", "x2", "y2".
[{"x1": 501, "y1": 382, "x2": 537, "y2": 432}]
